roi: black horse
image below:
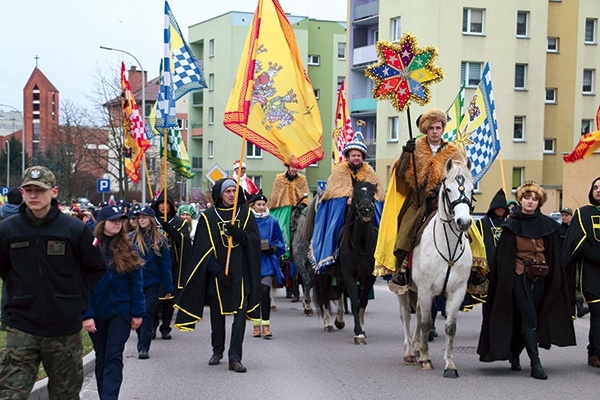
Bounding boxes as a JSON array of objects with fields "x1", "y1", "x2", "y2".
[{"x1": 314, "y1": 180, "x2": 378, "y2": 344}]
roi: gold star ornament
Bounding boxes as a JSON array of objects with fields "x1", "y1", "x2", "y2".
[{"x1": 364, "y1": 33, "x2": 444, "y2": 112}]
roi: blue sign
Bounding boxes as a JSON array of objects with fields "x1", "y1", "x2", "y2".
[
  {"x1": 0, "y1": 187, "x2": 9, "y2": 196},
  {"x1": 97, "y1": 179, "x2": 111, "y2": 193},
  {"x1": 316, "y1": 180, "x2": 327, "y2": 194}
]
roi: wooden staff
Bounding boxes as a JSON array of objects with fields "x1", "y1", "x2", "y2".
[{"x1": 225, "y1": 131, "x2": 247, "y2": 275}]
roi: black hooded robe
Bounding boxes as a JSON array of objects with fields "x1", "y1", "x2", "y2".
[
  {"x1": 477, "y1": 210, "x2": 576, "y2": 362},
  {"x1": 174, "y1": 179, "x2": 261, "y2": 330}
]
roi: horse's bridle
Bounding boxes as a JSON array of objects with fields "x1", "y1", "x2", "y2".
[
  {"x1": 354, "y1": 188, "x2": 375, "y2": 223},
  {"x1": 440, "y1": 174, "x2": 473, "y2": 224}
]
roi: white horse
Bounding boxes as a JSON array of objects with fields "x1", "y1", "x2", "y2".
[{"x1": 395, "y1": 157, "x2": 474, "y2": 378}]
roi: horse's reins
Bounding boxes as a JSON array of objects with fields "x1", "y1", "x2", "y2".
[
  {"x1": 348, "y1": 191, "x2": 377, "y2": 255},
  {"x1": 434, "y1": 174, "x2": 472, "y2": 294}
]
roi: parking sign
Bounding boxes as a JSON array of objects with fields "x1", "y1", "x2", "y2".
[{"x1": 97, "y1": 179, "x2": 111, "y2": 193}]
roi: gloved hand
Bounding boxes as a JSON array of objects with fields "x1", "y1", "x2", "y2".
[
  {"x1": 216, "y1": 269, "x2": 232, "y2": 287},
  {"x1": 267, "y1": 245, "x2": 279, "y2": 255},
  {"x1": 405, "y1": 138, "x2": 416, "y2": 153},
  {"x1": 224, "y1": 223, "x2": 248, "y2": 246}
]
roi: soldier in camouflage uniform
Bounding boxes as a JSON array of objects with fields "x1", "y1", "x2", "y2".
[{"x1": 0, "y1": 166, "x2": 106, "y2": 399}]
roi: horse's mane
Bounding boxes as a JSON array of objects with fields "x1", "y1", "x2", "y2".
[{"x1": 444, "y1": 157, "x2": 473, "y2": 184}]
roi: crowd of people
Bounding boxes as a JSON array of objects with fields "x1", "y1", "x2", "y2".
[{"x1": 0, "y1": 111, "x2": 599, "y2": 396}]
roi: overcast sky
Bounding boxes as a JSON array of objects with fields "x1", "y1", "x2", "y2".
[{"x1": 0, "y1": 0, "x2": 346, "y2": 114}]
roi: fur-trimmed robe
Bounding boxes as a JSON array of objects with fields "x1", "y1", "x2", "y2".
[
  {"x1": 267, "y1": 173, "x2": 310, "y2": 210},
  {"x1": 394, "y1": 138, "x2": 463, "y2": 253},
  {"x1": 310, "y1": 161, "x2": 384, "y2": 272}
]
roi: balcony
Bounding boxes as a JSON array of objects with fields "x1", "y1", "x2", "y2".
[
  {"x1": 352, "y1": 45, "x2": 377, "y2": 68},
  {"x1": 192, "y1": 91, "x2": 204, "y2": 107},
  {"x1": 353, "y1": 0, "x2": 379, "y2": 24},
  {"x1": 350, "y1": 96, "x2": 377, "y2": 115},
  {"x1": 191, "y1": 122, "x2": 203, "y2": 138}
]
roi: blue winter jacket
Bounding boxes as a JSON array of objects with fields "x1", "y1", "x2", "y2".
[
  {"x1": 134, "y1": 229, "x2": 174, "y2": 293},
  {"x1": 84, "y1": 235, "x2": 145, "y2": 320}
]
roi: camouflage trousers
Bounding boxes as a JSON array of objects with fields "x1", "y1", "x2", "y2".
[{"x1": 0, "y1": 327, "x2": 83, "y2": 400}]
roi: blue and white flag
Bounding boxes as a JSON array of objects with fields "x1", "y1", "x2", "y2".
[
  {"x1": 454, "y1": 62, "x2": 500, "y2": 184},
  {"x1": 165, "y1": 1, "x2": 207, "y2": 100},
  {"x1": 156, "y1": 1, "x2": 207, "y2": 129}
]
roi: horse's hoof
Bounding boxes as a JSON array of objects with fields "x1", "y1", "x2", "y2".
[
  {"x1": 418, "y1": 360, "x2": 433, "y2": 371},
  {"x1": 304, "y1": 309, "x2": 314, "y2": 317},
  {"x1": 443, "y1": 369, "x2": 459, "y2": 378},
  {"x1": 334, "y1": 320, "x2": 345, "y2": 330},
  {"x1": 404, "y1": 355, "x2": 417, "y2": 365},
  {"x1": 323, "y1": 325, "x2": 334, "y2": 333},
  {"x1": 354, "y1": 335, "x2": 367, "y2": 345}
]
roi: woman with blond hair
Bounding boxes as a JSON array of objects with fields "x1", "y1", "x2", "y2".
[
  {"x1": 478, "y1": 181, "x2": 575, "y2": 379},
  {"x1": 83, "y1": 206, "x2": 145, "y2": 399},
  {"x1": 130, "y1": 206, "x2": 174, "y2": 359}
]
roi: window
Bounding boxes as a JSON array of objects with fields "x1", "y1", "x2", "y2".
[
  {"x1": 209, "y1": 39, "x2": 215, "y2": 57},
  {"x1": 582, "y1": 119, "x2": 593, "y2": 135},
  {"x1": 391, "y1": 17, "x2": 401, "y2": 41},
  {"x1": 462, "y1": 8, "x2": 484, "y2": 34},
  {"x1": 313, "y1": 89, "x2": 320, "y2": 99},
  {"x1": 208, "y1": 107, "x2": 214, "y2": 125},
  {"x1": 543, "y1": 139, "x2": 556, "y2": 154},
  {"x1": 516, "y1": 11, "x2": 529, "y2": 37},
  {"x1": 307, "y1": 55, "x2": 320, "y2": 66},
  {"x1": 337, "y1": 76, "x2": 344, "y2": 93},
  {"x1": 585, "y1": 18, "x2": 597, "y2": 44},
  {"x1": 512, "y1": 167, "x2": 524, "y2": 191},
  {"x1": 208, "y1": 73, "x2": 215, "y2": 91},
  {"x1": 389, "y1": 117, "x2": 399, "y2": 141},
  {"x1": 545, "y1": 88, "x2": 557, "y2": 103},
  {"x1": 547, "y1": 37, "x2": 559, "y2": 52},
  {"x1": 583, "y1": 69, "x2": 595, "y2": 94},
  {"x1": 515, "y1": 64, "x2": 528, "y2": 90},
  {"x1": 177, "y1": 118, "x2": 187, "y2": 129},
  {"x1": 191, "y1": 156, "x2": 202, "y2": 169},
  {"x1": 372, "y1": 29, "x2": 379, "y2": 43},
  {"x1": 246, "y1": 142, "x2": 262, "y2": 158},
  {"x1": 337, "y1": 42, "x2": 346, "y2": 60},
  {"x1": 208, "y1": 140, "x2": 214, "y2": 158},
  {"x1": 461, "y1": 62, "x2": 482, "y2": 87},
  {"x1": 248, "y1": 176, "x2": 262, "y2": 190},
  {"x1": 514, "y1": 116, "x2": 525, "y2": 141}
]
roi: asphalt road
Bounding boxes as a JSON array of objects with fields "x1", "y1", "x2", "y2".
[{"x1": 77, "y1": 279, "x2": 597, "y2": 399}]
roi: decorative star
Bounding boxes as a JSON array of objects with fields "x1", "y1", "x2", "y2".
[
  {"x1": 364, "y1": 32, "x2": 444, "y2": 112},
  {"x1": 454, "y1": 123, "x2": 476, "y2": 154}
]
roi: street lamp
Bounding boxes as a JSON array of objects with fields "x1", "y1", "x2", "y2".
[
  {"x1": 6, "y1": 141, "x2": 9, "y2": 187},
  {"x1": 99, "y1": 46, "x2": 147, "y2": 205},
  {"x1": 0, "y1": 103, "x2": 24, "y2": 175}
]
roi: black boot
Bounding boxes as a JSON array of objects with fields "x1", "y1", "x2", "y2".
[
  {"x1": 576, "y1": 298, "x2": 590, "y2": 318},
  {"x1": 509, "y1": 353, "x2": 521, "y2": 371},
  {"x1": 523, "y1": 328, "x2": 547, "y2": 380},
  {"x1": 391, "y1": 251, "x2": 409, "y2": 286}
]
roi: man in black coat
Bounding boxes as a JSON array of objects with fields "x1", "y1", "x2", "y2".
[
  {"x1": 0, "y1": 166, "x2": 106, "y2": 398},
  {"x1": 175, "y1": 178, "x2": 261, "y2": 373},
  {"x1": 563, "y1": 177, "x2": 600, "y2": 368}
]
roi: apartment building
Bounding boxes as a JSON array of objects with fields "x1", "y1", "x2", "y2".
[{"x1": 347, "y1": 0, "x2": 600, "y2": 213}]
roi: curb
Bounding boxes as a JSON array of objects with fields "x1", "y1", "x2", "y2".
[{"x1": 28, "y1": 352, "x2": 95, "y2": 400}]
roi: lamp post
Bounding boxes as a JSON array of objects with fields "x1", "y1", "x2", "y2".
[
  {"x1": 99, "y1": 46, "x2": 147, "y2": 205},
  {"x1": 0, "y1": 104, "x2": 24, "y2": 175},
  {"x1": 6, "y1": 141, "x2": 9, "y2": 187}
]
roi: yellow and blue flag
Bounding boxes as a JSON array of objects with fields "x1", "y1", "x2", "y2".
[{"x1": 454, "y1": 63, "x2": 500, "y2": 184}]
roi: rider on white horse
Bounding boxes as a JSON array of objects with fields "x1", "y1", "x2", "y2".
[{"x1": 385, "y1": 108, "x2": 463, "y2": 287}]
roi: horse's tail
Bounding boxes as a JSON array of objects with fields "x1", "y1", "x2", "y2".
[{"x1": 313, "y1": 272, "x2": 332, "y2": 318}]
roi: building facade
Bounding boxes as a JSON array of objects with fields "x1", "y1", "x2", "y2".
[
  {"x1": 186, "y1": 12, "x2": 347, "y2": 197},
  {"x1": 347, "y1": 0, "x2": 600, "y2": 213}
]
